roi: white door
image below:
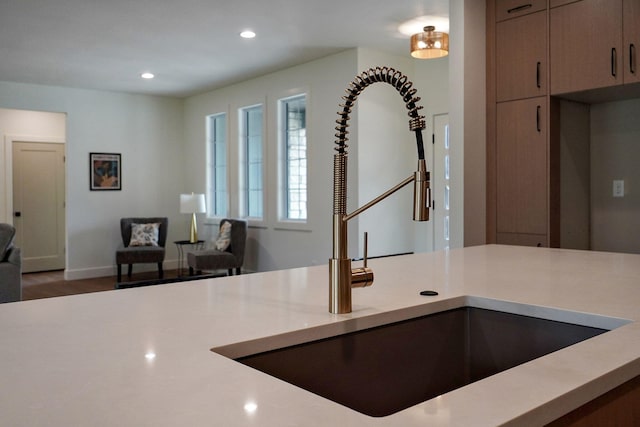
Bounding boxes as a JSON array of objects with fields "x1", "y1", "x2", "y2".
[
  {"x1": 433, "y1": 114, "x2": 450, "y2": 251},
  {"x1": 12, "y1": 141, "x2": 66, "y2": 272}
]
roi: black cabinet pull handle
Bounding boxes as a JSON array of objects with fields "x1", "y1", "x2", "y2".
[
  {"x1": 536, "y1": 105, "x2": 541, "y2": 132},
  {"x1": 611, "y1": 47, "x2": 617, "y2": 77},
  {"x1": 14, "y1": 211, "x2": 21, "y2": 217},
  {"x1": 631, "y1": 44, "x2": 636, "y2": 75},
  {"x1": 507, "y1": 4, "x2": 532, "y2": 14},
  {"x1": 536, "y1": 61, "x2": 541, "y2": 88}
]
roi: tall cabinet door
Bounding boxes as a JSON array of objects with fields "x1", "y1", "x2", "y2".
[
  {"x1": 550, "y1": 0, "x2": 623, "y2": 94},
  {"x1": 496, "y1": 97, "x2": 548, "y2": 246},
  {"x1": 496, "y1": 10, "x2": 547, "y2": 101},
  {"x1": 624, "y1": 0, "x2": 640, "y2": 83}
]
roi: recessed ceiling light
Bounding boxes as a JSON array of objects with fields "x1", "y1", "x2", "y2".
[
  {"x1": 240, "y1": 30, "x2": 256, "y2": 39},
  {"x1": 141, "y1": 72, "x2": 155, "y2": 79}
]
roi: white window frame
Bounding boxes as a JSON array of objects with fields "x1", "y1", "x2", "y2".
[
  {"x1": 238, "y1": 104, "x2": 264, "y2": 221},
  {"x1": 206, "y1": 112, "x2": 228, "y2": 219},
  {"x1": 278, "y1": 94, "x2": 307, "y2": 223}
]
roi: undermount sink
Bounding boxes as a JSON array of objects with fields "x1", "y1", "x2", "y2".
[{"x1": 213, "y1": 297, "x2": 627, "y2": 417}]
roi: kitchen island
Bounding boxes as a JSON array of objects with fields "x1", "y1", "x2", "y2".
[{"x1": 1, "y1": 245, "x2": 639, "y2": 426}]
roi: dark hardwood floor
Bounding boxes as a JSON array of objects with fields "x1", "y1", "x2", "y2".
[{"x1": 21, "y1": 269, "x2": 184, "y2": 301}]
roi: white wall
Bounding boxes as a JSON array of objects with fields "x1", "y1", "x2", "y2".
[
  {"x1": 451, "y1": 0, "x2": 487, "y2": 248},
  {"x1": 184, "y1": 50, "x2": 358, "y2": 272},
  {"x1": 355, "y1": 49, "x2": 421, "y2": 259},
  {"x1": 0, "y1": 48, "x2": 452, "y2": 279},
  {"x1": 0, "y1": 82, "x2": 186, "y2": 279},
  {"x1": 590, "y1": 98, "x2": 640, "y2": 254},
  {"x1": 184, "y1": 48, "x2": 454, "y2": 273},
  {"x1": 354, "y1": 49, "x2": 451, "y2": 257},
  {"x1": 0, "y1": 0, "x2": 481, "y2": 278}
]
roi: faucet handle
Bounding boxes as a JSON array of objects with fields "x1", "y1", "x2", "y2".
[
  {"x1": 363, "y1": 231, "x2": 369, "y2": 268},
  {"x1": 352, "y1": 232, "x2": 374, "y2": 288}
]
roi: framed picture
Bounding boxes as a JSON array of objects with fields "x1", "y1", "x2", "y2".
[{"x1": 90, "y1": 152, "x2": 121, "y2": 191}]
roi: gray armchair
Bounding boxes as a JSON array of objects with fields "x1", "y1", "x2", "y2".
[
  {"x1": 0, "y1": 223, "x2": 22, "y2": 303},
  {"x1": 187, "y1": 219, "x2": 247, "y2": 276},
  {"x1": 115, "y1": 217, "x2": 168, "y2": 283}
]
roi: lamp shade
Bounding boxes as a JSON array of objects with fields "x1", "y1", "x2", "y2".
[
  {"x1": 180, "y1": 193, "x2": 206, "y2": 214},
  {"x1": 410, "y1": 26, "x2": 449, "y2": 59}
]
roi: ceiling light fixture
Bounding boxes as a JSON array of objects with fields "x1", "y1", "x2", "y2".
[
  {"x1": 410, "y1": 26, "x2": 449, "y2": 59},
  {"x1": 240, "y1": 30, "x2": 256, "y2": 39},
  {"x1": 141, "y1": 72, "x2": 155, "y2": 79}
]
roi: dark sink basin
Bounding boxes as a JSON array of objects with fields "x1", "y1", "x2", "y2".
[{"x1": 222, "y1": 307, "x2": 608, "y2": 417}]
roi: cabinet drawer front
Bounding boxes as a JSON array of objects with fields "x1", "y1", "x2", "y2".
[
  {"x1": 550, "y1": 0, "x2": 622, "y2": 94},
  {"x1": 496, "y1": 98, "x2": 548, "y2": 236},
  {"x1": 496, "y1": 0, "x2": 546, "y2": 21},
  {"x1": 496, "y1": 10, "x2": 547, "y2": 101}
]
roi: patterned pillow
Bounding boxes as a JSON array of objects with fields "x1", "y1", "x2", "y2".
[
  {"x1": 214, "y1": 221, "x2": 232, "y2": 251},
  {"x1": 129, "y1": 223, "x2": 160, "y2": 247}
]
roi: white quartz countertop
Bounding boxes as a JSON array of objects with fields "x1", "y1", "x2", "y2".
[{"x1": 2, "y1": 245, "x2": 640, "y2": 426}]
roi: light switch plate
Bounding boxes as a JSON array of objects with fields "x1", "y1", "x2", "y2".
[{"x1": 613, "y1": 180, "x2": 625, "y2": 198}]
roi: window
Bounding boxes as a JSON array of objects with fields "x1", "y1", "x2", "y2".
[
  {"x1": 280, "y1": 95, "x2": 307, "y2": 221},
  {"x1": 240, "y1": 105, "x2": 263, "y2": 219},
  {"x1": 207, "y1": 113, "x2": 227, "y2": 217}
]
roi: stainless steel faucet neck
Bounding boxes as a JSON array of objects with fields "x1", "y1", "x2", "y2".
[{"x1": 329, "y1": 67, "x2": 431, "y2": 314}]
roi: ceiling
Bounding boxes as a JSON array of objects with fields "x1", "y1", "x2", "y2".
[{"x1": 0, "y1": 0, "x2": 449, "y2": 98}]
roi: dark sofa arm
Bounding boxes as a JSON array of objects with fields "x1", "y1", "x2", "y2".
[
  {"x1": 0, "y1": 246, "x2": 22, "y2": 303},
  {"x1": 7, "y1": 246, "x2": 21, "y2": 266}
]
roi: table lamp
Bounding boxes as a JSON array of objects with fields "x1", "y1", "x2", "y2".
[{"x1": 180, "y1": 193, "x2": 206, "y2": 243}]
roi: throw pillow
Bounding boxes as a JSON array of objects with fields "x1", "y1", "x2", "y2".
[
  {"x1": 214, "y1": 221, "x2": 232, "y2": 251},
  {"x1": 129, "y1": 223, "x2": 160, "y2": 247}
]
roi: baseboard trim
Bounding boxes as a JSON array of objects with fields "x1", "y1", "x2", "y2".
[{"x1": 64, "y1": 259, "x2": 180, "y2": 281}]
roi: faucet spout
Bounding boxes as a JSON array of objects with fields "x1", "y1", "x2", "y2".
[
  {"x1": 329, "y1": 67, "x2": 431, "y2": 314},
  {"x1": 413, "y1": 159, "x2": 430, "y2": 221}
]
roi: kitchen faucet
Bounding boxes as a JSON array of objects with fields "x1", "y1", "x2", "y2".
[{"x1": 329, "y1": 67, "x2": 431, "y2": 314}]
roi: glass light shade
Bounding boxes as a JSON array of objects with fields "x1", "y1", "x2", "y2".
[
  {"x1": 180, "y1": 193, "x2": 206, "y2": 214},
  {"x1": 410, "y1": 26, "x2": 449, "y2": 59}
]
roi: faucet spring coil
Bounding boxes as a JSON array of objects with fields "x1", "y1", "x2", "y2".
[
  {"x1": 334, "y1": 66, "x2": 426, "y2": 154},
  {"x1": 333, "y1": 154, "x2": 348, "y2": 214},
  {"x1": 409, "y1": 117, "x2": 426, "y2": 132}
]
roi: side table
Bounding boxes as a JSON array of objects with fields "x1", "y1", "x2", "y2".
[{"x1": 174, "y1": 240, "x2": 205, "y2": 276}]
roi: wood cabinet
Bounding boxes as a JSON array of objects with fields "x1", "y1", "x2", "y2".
[
  {"x1": 496, "y1": 97, "x2": 548, "y2": 246},
  {"x1": 496, "y1": 0, "x2": 546, "y2": 21},
  {"x1": 489, "y1": 1, "x2": 639, "y2": 249},
  {"x1": 548, "y1": 375, "x2": 640, "y2": 426},
  {"x1": 624, "y1": 0, "x2": 640, "y2": 84},
  {"x1": 496, "y1": 10, "x2": 547, "y2": 101},
  {"x1": 488, "y1": 0, "x2": 554, "y2": 247},
  {"x1": 550, "y1": 0, "x2": 640, "y2": 94}
]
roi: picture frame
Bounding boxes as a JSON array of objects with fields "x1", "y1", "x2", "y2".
[{"x1": 90, "y1": 152, "x2": 121, "y2": 191}]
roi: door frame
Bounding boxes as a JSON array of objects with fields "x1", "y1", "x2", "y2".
[
  {"x1": 432, "y1": 113, "x2": 450, "y2": 251},
  {"x1": 3, "y1": 135, "x2": 65, "y2": 225}
]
